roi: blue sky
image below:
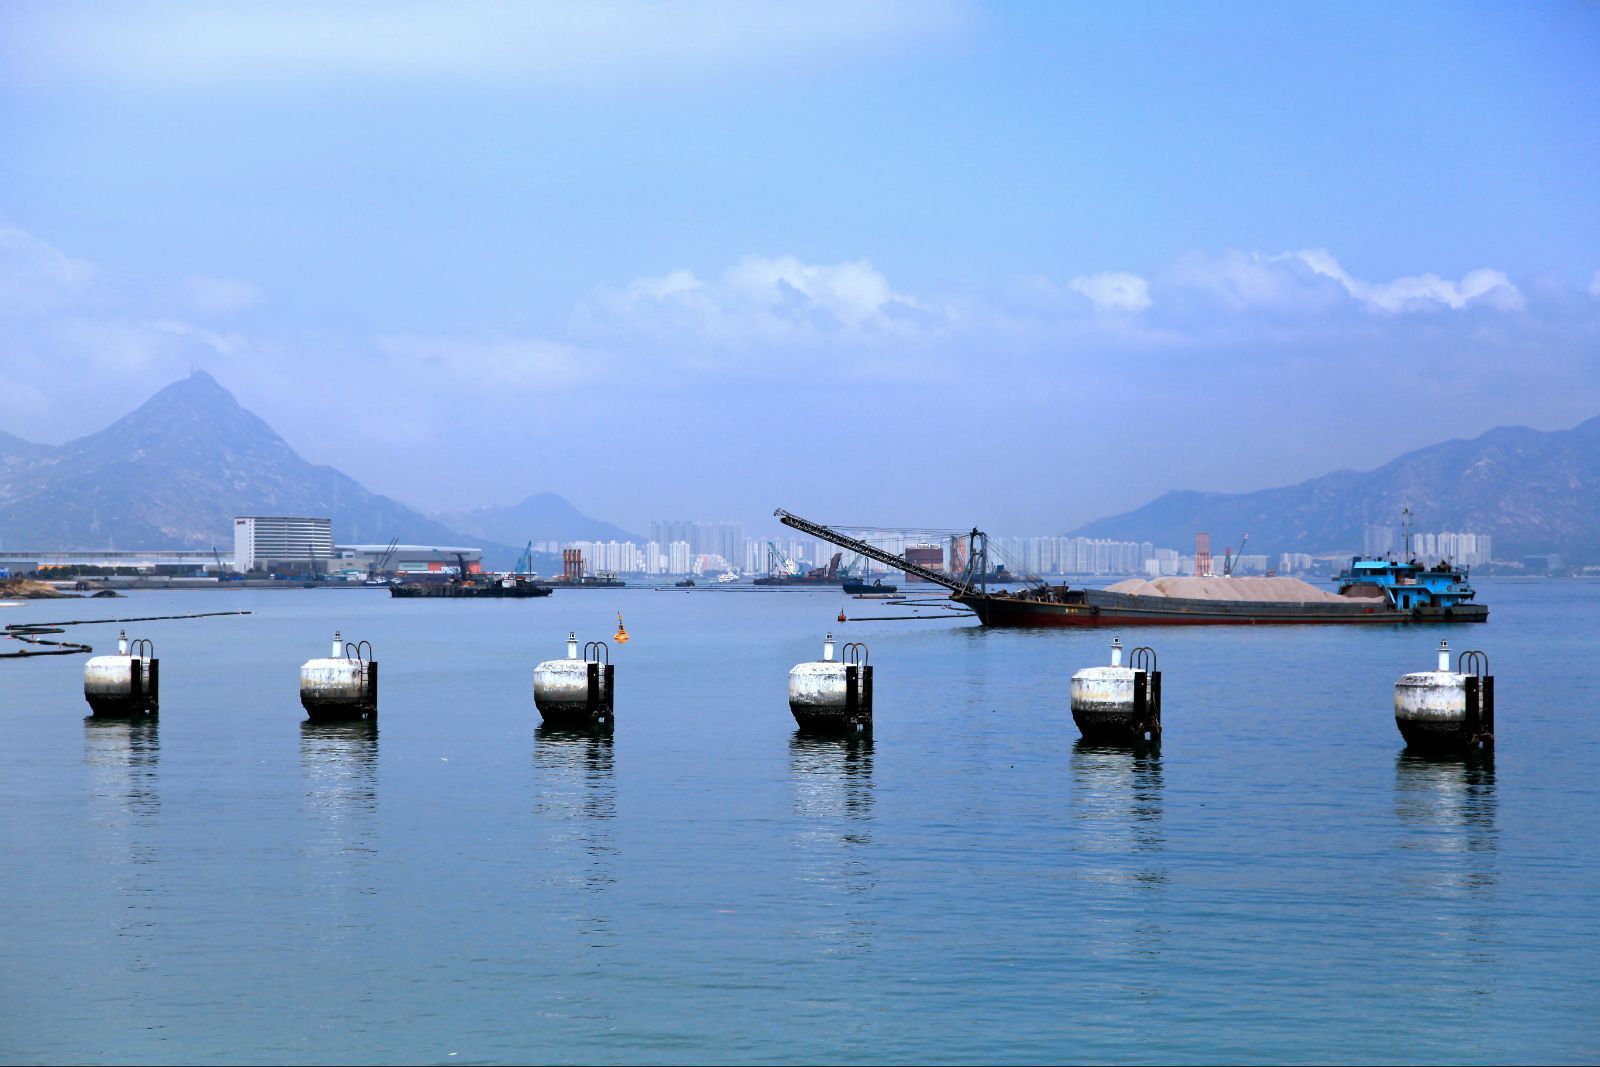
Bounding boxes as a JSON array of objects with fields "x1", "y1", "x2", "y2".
[{"x1": 1, "y1": 1, "x2": 1596, "y2": 534}]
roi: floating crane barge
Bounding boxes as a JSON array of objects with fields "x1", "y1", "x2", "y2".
[
  {"x1": 775, "y1": 510, "x2": 1487, "y2": 627},
  {"x1": 389, "y1": 554, "x2": 552, "y2": 599}
]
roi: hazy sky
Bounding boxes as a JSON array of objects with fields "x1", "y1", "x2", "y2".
[{"x1": 2, "y1": 1, "x2": 1597, "y2": 535}]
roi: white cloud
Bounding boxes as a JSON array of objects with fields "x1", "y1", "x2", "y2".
[
  {"x1": 722, "y1": 256, "x2": 917, "y2": 328},
  {"x1": 376, "y1": 335, "x2": 594, "y2": 391},
  {"x1": 1067, "y1": 271, "x2": 1151, "y2": 312},
  {"x1": 1161, "y1": 248, "x2": 1526, "y2": 316},
  {"x1": 1281, "y1": 248, "x2": 1525, "y2": 313},
  {"x1": 0, "y1": 1, "x2": 967, "y2": 88},
  {"x1": 0, "y1": 221, "x2": 95, "y2": 313},
  {"x1": 1165, "y1": 250, "x2": 1342, "y2": 314},
  {"x1": 182, "y1": 274, "x2": 264, "y2": 316},
  {"x1": 582, "y1": 254, "x2": 942, "y2": 343},
  {"x1": 147, "y1": 318, "x2": 250, "y2": 357}
]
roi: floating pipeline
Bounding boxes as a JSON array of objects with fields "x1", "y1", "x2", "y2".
[{"x1": 2, "y1": 610, "x2": 251, "y2": 658}]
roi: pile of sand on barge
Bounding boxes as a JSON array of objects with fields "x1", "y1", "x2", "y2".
[{"x1": 1103, "y1": 576, "x2": 1372, "y2": 603}]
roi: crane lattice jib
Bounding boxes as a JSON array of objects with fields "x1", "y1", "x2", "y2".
[{"x1": 774, "y1": 509, "x2": 968, "y2": 593}]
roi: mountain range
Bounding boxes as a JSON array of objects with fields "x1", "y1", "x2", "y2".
[
  {"x1": 1070, "y1": 415, "x2": 1600, "y2": 562},
  {"x1": 3, "y1": 372, "x2": 1594, "y2": 566},
  {"x1": 0, "y1": 372, "x2": 621, "y2": 561}
]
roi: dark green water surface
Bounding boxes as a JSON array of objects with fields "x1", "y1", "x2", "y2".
[{"x1": 2, "y1": 579, "x2": 1596, "y2": 1064}]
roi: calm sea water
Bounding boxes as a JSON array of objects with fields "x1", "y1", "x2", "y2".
[{"x1": 2, "y1": 579, "x2": 1597, "y2": 1065}]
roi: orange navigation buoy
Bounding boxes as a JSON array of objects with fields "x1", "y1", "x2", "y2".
[
  {"x1": 838, "y1": 609, "x2": 848, "y2": 623},
  {"x1": 614, "y1": 611, "x2": 630, "y2": 643}
]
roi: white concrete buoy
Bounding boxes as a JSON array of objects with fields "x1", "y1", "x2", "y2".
[
  {"x1": 299, "y1": 630, "x2": 378, "y2": 721},
  {"x1": 1069, "y1": 637, "x2": 1161, "y2": 743},
  {"x1": 533, "y1": 631, "x2": 614, "y2": 727},
  {"x1": 1394, "y1": 640, "x2": 1493, "y2": 750},
  {"x1": 82, "y1": 629, "x2": 159, "y2": 716},
  {"x1": 787, "y1": 633, "x2": 872, "y2": 732}
]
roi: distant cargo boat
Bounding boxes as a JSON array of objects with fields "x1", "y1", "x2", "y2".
[
  {"x1": 389, "y1": 553, "x2": 552, "y2": 599},
  {"x1": 969, "y1": 566, "x2": 1022, "y2": 584},
  {"x1": 389, "y1": 574, "x2": 552, "y2": 599},
  {"x1": 842, "y1": 578, "x2": 898, "y2": 595},
  {"x1": 549, "y1": 572, "x2": 626, "y2": 589},
  {"x1": 754, "y1": 573, "x2": 843, "y2": 587},
  {"x1": 774, "y1": 509, "x2": 1488, "y2": 628}
]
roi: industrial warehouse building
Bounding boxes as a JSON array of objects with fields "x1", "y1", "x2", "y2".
[
  {"x1": 331, "y1": 544, "x2": 483, "y2": 577},
  {"x1": 1, "y1": 519, "x2": 481, "y2": 580},
  {"x1": 234, "y1": 516, "x2": 335, "y2": 573}
]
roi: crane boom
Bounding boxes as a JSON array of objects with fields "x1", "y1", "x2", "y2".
[
  {"x1": 1223, "y1": 532, "x2": 1250, "y2": 577},
  {"x1": 373, "y1": 537, "x2": 401, "y2": 575},
  {"x1": 774, "y1": 509, "x2": 970, "y2": 592}
]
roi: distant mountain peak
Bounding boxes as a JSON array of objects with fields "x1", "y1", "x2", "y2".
[
  {"x1": 145, "y1": 368, "x2": 236, "y2": 407},
  {"x1": 440, "y1": 491, "x2": 641, "y2": 545},
  {"x1": 92, "y1": 369, "x2": 266, "y2": 454},
  {"x1": 0, "y1": 371, "x2": 477, "y2": 551}
]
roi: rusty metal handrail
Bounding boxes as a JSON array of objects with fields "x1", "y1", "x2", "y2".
[
  {"x1": 584, "y1": 640, "x2": 609, "y2": 665},
  {"x1": 129, "y1": 638, "x2": 154, "y2": 659},
  {"x1": 343, "y1": 640, "x2": 373, "y2": 664},
  {"x1": 842, "y1": 641, "x2": 869, "y2": 667},
  {"x1": 1458, "y1": 650, "x2": 1489, "y2": 678},
  {"x1": 1130, "y1": 646, "x2": 1157, "y2": 673}
]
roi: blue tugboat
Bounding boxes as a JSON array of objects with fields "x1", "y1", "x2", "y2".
[{"x1": 1331, "y1": 556, "x2": 1486, "y2": 620}]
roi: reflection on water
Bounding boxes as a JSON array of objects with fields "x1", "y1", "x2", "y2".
[
  {"x1": 1070, "y1": 741, "x2": 1165, "y2": 868},
  {"x1": 1393, "y1": 751, "x2": 1497, "y2": 847},
  {"x1": 83, "y1": 717, "x2": 161, "y2": 969},
  {"x1": 1393, "y1": 751, "x2": 1498, "y2": 992},
  {"x1": 788, "y1": 733, "x2": 877, "y2": 953},
  {"x1": 789, "y1": 734, "x2": 875, "y2": 827},
  {"x1": 533, "y1": 725, "x2": 616, "y2": 823},
  {"x1": 300, "y1": 722, "x2": 379, "y2": 908},
  {"x1": 1070, "y1": 741, "x2": 1167, "y2": 967},
  {"x1": 532, "y1": 726, "x2": 617, "y2": 948},
  {"x1": 84, "y1": 716, "x2": 161, "y2": 822}
]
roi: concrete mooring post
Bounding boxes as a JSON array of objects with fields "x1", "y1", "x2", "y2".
[
  {"x1": 787, "y1": 633, "x2": 873, "y2": 733},
  {"x1": 82, "y1": 630, "x2": 159, "y2": 717},
  {"x1": 1394, "y1": 640, "x2": 1494, "y2": 751},
  {"x1": 533, "y1": 631, "x2": 615, "y2": 728},
  {"x1": 1070, "y1": 638, "x2": 1161, "y2": 744},
  {"x1": 299, "y1": 630, "x2": 378, "y2": 721}
]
